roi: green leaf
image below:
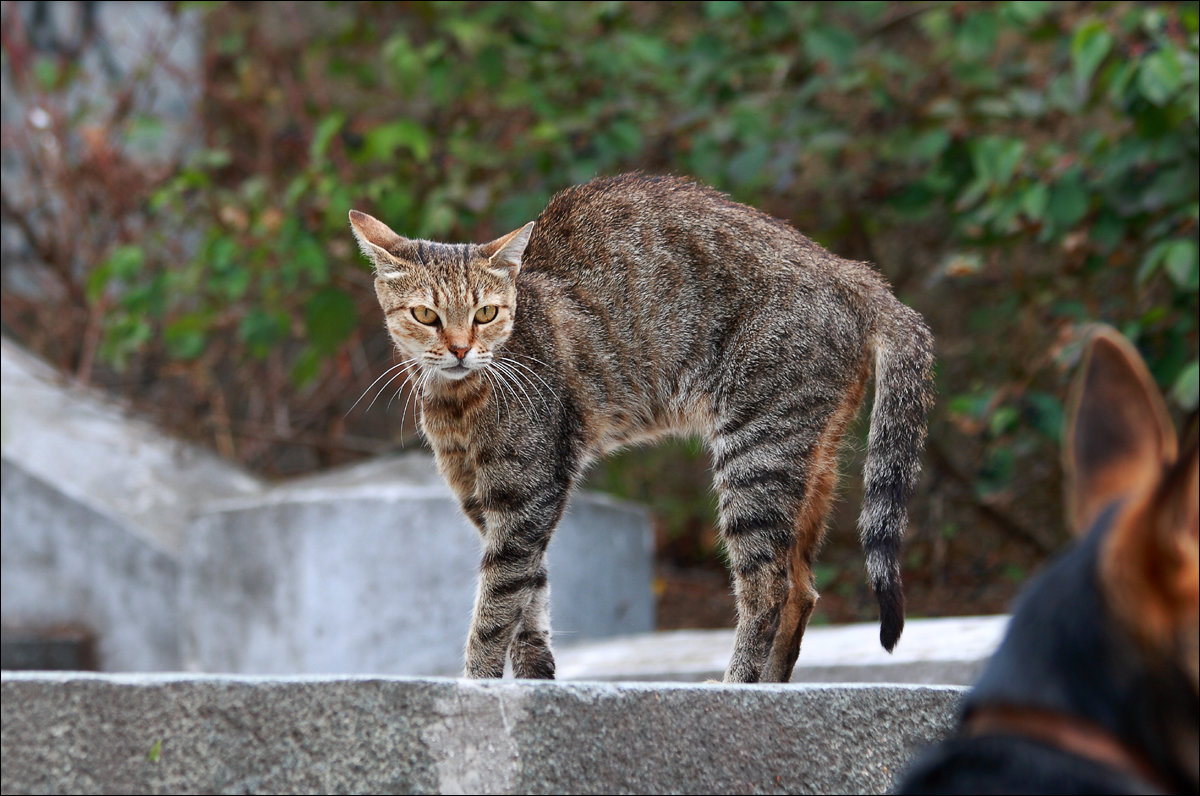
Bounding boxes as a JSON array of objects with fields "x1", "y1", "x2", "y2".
[
  {"x1": 1138, "y1": 48, "x2": 1184, "y2": 106},
  {"x1": 443, "y1": 17, "x2": 491, "y2": 55},
  {"x1": 1021, "y1": 183, "x2": 1049, "y2": 221},
  {"x1": 1090, "y1": 209, "x2": 1125, "y2": 252},
  {"x1": 88, "y1": 246, "x2": 145, "y2": 304},
  {"x1": 284, "y1": 233, "x2": 328, "y2": 285},
  {"x1": 955, "y1": 12, "x2": 998, "y2": 61},
  {"x1": 189, "y1": 148, "x2": 233, "y2": 170},
  {"x1": 1005, "y1": 2, "x2": 1051, "y2": 24},
  {"x1": 310, "y1": 113, "x2": 345, "y2": 160},
  {"x1": 619, "y1": 32, "x2": 671, "y2": 68},
  {"x1": 238, "y1": 310, "x2": 289, "y2": 359},
  {"x1": 989, "y1": 405, "x2": 1020, "y2": 436},
  {"x1": 1139, "y1": 239, "x2": 1198, "y2": 287},
  {"x1": 1162, "y1": 239, "x2": 1198, "y2": 290},
  {"x1": 604, "y1": 118, "x2": 643, "y2": 156},
  {"x1": 86, "y1": 264, "x2": 113, "y2": 303},
  {"x1": 977, "y1": 446, "x2": 1015, "y2": 497},
  {"x1": 164, "y1": 315, "x2": 207, "y2": 361},
  {"x1": 1025, "y1": 391, "x2": 1064, "y2": 441},
  {"x1": 362, "y1": 120, "x2": 432, "y2": 163},
  {"x1": 1170, "y1": 360, "x2": 1199, "y2": 411},
  {"x1": 290, "y1": 347, "x2": 324, "y2": 388},
  {"x1": 1070, "y1": 21, "x2": 1113, "y2": 96},
  {"x1": 304, "y1": 288, "x2": 357, "y2": 352},
  {"x1": 107, "y1": 245, "x2": 146, "y2": 280},
  {"x1": 803, "y1": 26, "x2": 856, "y2": 69},
  {"x1": 704, "y1": 1, "x2": 742, "y2": 20},
  {"x1": 968, "y1": 136, "x2": 1026, "y2": 190},
  {"x1": 1047, "y1": 170, "x2": 1089, "y2": 231},
  {"x1": 903, "y1": 129, "x2": 951, "y2": 163},
  {"x1": 949, "y1": 390, "x2": 994, "y2": 420},
  {"x1": 208, "y1": 237, "x2": 237, "y2": 272},
  {"x1": 125, "y1": 115, "x2": 166, "y2": 152},
  {"x1": 100, "y1": 316, "x2": 153, "y2": 370},
  {"x1": 1002, "y1": 564, "x2": 1028, "y2": 583},
  {"x1": 32, "y1": 57, "x2": 61, "y2": 90},
  {"x1": 147, "y1": 739, "x2": 162, "y2": 763}
]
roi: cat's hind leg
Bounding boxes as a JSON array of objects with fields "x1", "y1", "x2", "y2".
[
  {"x1": 713, "y1": 381, "x2": 859, "y2": 683},
  {"x1": 713, "y1": 420, "x2": 817, "y2": 682},
  {"x1": 760, "y1": 367, "x2": 866, "y2": 682}
]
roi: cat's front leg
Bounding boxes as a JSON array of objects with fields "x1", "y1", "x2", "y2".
[
  {"x1": 434, "y1": 445, "x2": 487, "y2": 534},
  {"x1": 510, "y1": 575, "x2": 554, "y2": 679},
  {"x1": 464, "y1": 476, "x2": 571, "y2": 679}
]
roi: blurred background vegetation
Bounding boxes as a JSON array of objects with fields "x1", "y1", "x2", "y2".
[{"x1": 2, "y1": 0, "x2": 1196, "y2": 628}]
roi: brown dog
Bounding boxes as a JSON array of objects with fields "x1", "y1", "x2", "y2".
[{"x1": 896, "y1": 327, "x2": 1198, "y2": 794}]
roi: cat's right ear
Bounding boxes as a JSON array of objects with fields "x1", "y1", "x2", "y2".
[
  {"x1": 481, "y1": 222, "x2": 534, "y2": 278},
  {"x1": 349, "y1": 210, "x2": 416, "y2": 275}
]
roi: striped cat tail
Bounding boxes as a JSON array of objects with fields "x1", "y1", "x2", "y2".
[{"x1": 860, "y1": 299, "x2": 935, "y2": 651}]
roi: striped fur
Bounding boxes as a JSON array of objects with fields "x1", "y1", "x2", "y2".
[{"x1": 350, "y1": 174, "x2": 934, "y2": 682}]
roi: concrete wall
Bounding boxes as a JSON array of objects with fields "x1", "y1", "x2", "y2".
[
  {"x1": 0, "y1": 462, "x2": 182, "y2": 670},
  {"x1": 0, "y1": 673, "x2": 964, "y2": 795},
  {"x1": 182, "y1": 460, "x2": 653, "y2": 676}
]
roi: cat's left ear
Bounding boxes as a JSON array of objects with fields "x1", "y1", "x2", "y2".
[{"x1": 481, "y1": 222, "x2": 534, "y2": 278}]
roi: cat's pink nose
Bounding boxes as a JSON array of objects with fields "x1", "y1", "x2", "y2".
[{"x1": 449, "y1": 344, "x2": 470, "y2": 360}]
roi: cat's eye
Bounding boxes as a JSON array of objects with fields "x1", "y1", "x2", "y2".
[
  {"x1": 411, "y1": 306, "x2": 439, "y2": 325},
  {"x1": 474, "y1": 305, "x2": 498, "y2": 324}
]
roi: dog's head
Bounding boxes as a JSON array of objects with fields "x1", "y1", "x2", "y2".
[
  {"x1": 895, "y1": 327, "x2": 1198, "y2": 795},
  {"x1": 1065, "y1": 327, "x2": 1199, "y2": 696}
]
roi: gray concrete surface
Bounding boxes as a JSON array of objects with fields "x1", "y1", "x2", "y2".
[
  {"x1": 0, "y1": 672, "x2": 964, "y2": 795},
  {"x1": 184, "y1": 458, "x2": 653, "y2": 675},
  {"x1": 0, "y1": 462, "x2": 183, "y2": 670},
  {"x1": 0, "y1": 338, "x2": 259, "y2": 554},
  {"x1": 557, "y1": 615, "x2": 1010, "y2": 684},
  {"x1": 2, "y1": 337, "x2": 654, "y2": 675}
]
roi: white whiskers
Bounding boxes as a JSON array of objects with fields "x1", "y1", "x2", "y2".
[
  {"x1": 499, "y1": 353, "x2": 566, "y2": 412},
  {"x1": 345, "y1": 358, "x2": 418, "y2": 417},
  {"x1": 396, "y1": 366, "x2": 434, "y2": 429},
  {"x1": 346, "y1": 349, "x2": 562, "y2": 432}
]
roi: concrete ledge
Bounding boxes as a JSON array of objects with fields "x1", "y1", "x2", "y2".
[
  {"x1": 557, "y1": 615, "x2": 1010, "y2": 684},
  {"x1": 1, "y1": 673, "x2": 962, "y2": 794}
]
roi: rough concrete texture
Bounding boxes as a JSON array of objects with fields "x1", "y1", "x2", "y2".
[
  {"x1": 184, "y1": 458, "x2": 653, "y2": 675},
  {"x1": 0, "y1": 673, "x2": 963, "y2": 795},
  {"x1": 557, "y1": 615, "x2": 1010, "y2": 685},
  {"x1": 2, "y1": 337, "x2": 654, "y2": 674}
]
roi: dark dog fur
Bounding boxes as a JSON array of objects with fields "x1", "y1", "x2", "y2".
[{"x1": 895, "y1": 328, "x2": 1199, "y2": 795}]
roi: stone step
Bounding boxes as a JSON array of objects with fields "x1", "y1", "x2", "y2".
[
  {"x1": 556, "y1": 614, "x2": 1010, "y2": 684},
  {"x1": 0, "y1": 672, "x2": 963, "y2": 795}
]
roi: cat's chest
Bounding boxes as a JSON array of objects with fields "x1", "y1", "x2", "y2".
[
  {"x1": 420, "y1": 404, "x2": 478, "y2": 449},
  {"x1": 418, "y1": 387, "x2": 497, "y2": 451}
]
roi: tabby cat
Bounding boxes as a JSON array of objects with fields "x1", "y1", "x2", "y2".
[{"x1": 349, "y1": 173, "x2": 934, "y2": 683}]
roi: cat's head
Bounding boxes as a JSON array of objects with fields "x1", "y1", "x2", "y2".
[{"x1": 349, "y1": 210, "x2": 533, "y2": 384}]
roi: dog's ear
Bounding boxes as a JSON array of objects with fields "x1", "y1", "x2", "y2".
[
  {"x1": 1064, "y1": 326, "x2": 1176, "y2": 536},
  {"x1": 1071, "y1": 327, "x2": 1199, "y2": 692},
  {"x1": 1163, "y1": 437, "x2": 1199, "y2": 689},
  {"x1": 1102, "y1": 421, "x2": 1198, "y2": 695}
]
